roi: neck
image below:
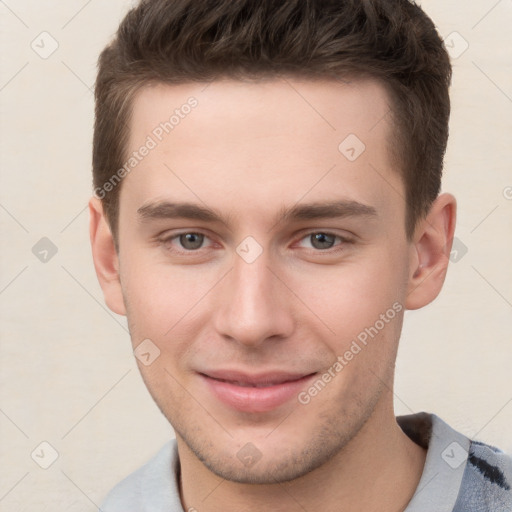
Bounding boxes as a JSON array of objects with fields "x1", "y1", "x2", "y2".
[{"x1": 177, "y1": 401, "x2": 427, "y2": 512}]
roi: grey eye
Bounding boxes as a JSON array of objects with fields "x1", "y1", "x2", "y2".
[
  {"x1": 179, "y1": 233, "x2": 204, "y2": 250},
  {"x1": 310, "y1": 233, "x2": 336, "y2": 250}
]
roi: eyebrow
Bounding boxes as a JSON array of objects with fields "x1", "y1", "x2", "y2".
[
  {"x1": 279, "y1": 201, "x2": 377, "y2": 222},
  {"x1": 137, "y1": 199, "x2": 377, "y2": 226}
]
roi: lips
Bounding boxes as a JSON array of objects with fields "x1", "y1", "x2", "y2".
[
  {"x1": 199, "y1": 370, "x2": 316, "y2": 413},
  {"x1": 216, "y1": 379, "x2": 291, "y2": 388},
  {"x1": 204, "y1": 370, "x2": 309, "y2": 386}
]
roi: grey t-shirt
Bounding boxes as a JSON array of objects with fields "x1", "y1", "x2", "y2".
[{"x1": 101, "y1": 413, "x2": 512, "y2": 511}]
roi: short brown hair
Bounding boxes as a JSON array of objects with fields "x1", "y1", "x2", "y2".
[{"x1": 93, "y1": 0, "x2": 451, "y2": 246}]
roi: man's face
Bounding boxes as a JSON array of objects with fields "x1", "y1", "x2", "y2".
[{"x1": 116, "y1": 78, "x2": 412, "y2": 483}]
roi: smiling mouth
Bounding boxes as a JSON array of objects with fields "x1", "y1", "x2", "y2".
[
  {"x1": 199, "y1": 371, "x2": 317, "y2": 412},
  {"x1": 205, "y1": 374, "x2": 313, "y2": 387}
]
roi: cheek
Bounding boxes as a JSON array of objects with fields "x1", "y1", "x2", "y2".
[
  {"x1": 287, "y1": 250, "x2": 405, "y2": 338},
  {"x1": 121, "y1": 258, "x2": 222, "y2": 395},
  {"x1": 121, "y1": 255, "x2": 214, "y2": 339}
]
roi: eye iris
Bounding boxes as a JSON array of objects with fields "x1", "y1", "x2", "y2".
[
  {"x1": 180, "y1": 233, "x2": 204, "y2": 250},
  {"x1": 311, "y1": 233, "x2": 335, "y2": 249}
]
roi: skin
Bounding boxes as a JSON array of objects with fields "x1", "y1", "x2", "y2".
[{"x1": 90, "y1": 78, "x2": 456, "y2": 511}]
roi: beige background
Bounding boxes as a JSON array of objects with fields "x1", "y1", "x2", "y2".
[{"x1": 0, "y1": 0, "x2": 511, "y2": 510}]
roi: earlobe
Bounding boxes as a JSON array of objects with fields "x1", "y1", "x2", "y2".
[
  {"x1": 405, "y1": 193, "x2": 457, "y2": 310},
  {"x1": 89, "y1": 197, "x2": 126, "y2": 316}
]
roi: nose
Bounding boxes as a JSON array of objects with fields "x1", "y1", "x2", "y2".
[{"x1": 212, "y1": 249, "x2": 295, "y2": 347}]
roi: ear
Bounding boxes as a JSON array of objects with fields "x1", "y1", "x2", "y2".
[
  {"x1": 89, "y1": 196, "x2": 126, "y2": 316},
  {"x1": 405, "y1": 193, "x2": 457, "y2": 310}
]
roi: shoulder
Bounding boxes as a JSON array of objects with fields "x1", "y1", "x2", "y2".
[
  {"x1": 454, "y1": 438, "x2": 512, "y2": 511},
  {"x1": 100, "y1": 440, "x2": 181, "y2": 512},
  {"x1": 397, "y1": 412, "x2": 512, "y2": 512}
]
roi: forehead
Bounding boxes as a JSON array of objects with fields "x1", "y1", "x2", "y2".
[
  {"x1": 129, "y1": 78, "x2": 392, "y2": 149},
  {"x1": 121, "y1": 78, "x2": 403, "y2": 226}
]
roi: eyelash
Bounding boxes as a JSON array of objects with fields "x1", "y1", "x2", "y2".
[{"x1": 158, "y1": 230, "x2": 353, "y2": 255}]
